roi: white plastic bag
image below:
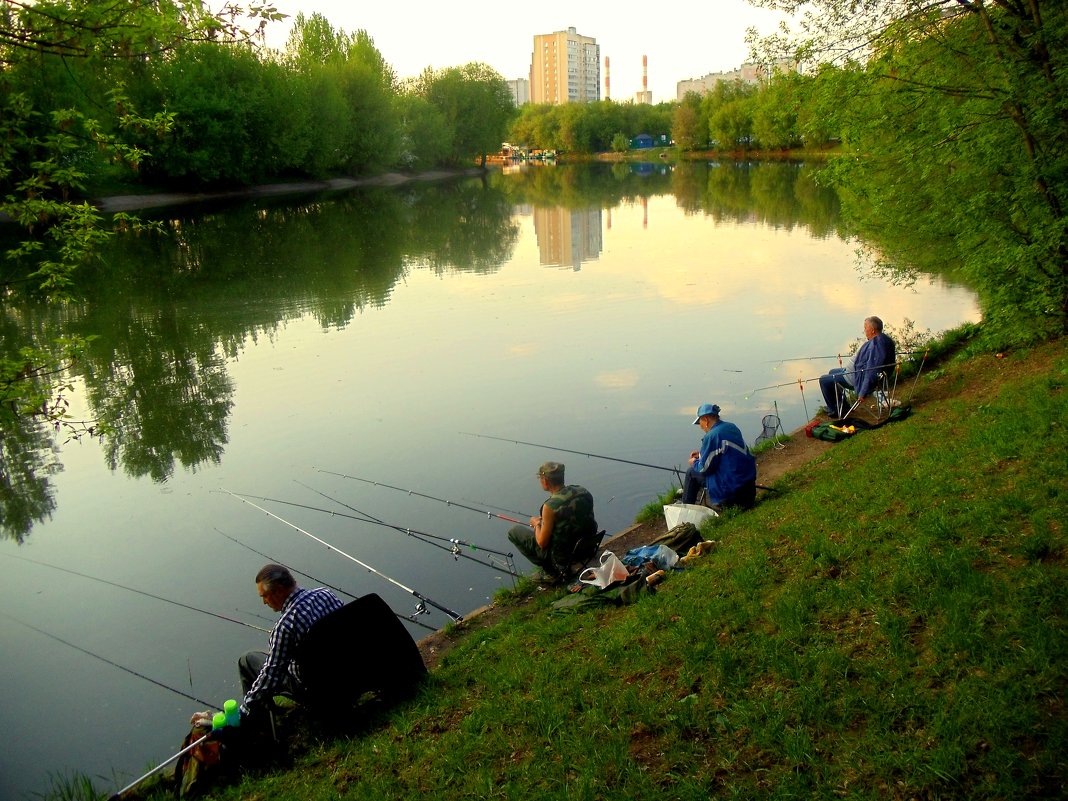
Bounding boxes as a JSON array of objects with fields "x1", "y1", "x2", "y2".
[
  {"x1": 663, "y1": 502, "x2": 717, "y2": 528},
  {"x1": 578, "y1": 551, "x2": 630, "y2": 588}
]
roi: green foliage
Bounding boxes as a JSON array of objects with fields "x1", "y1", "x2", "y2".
[
  {"x1": 749, "y1": 1, "x2": 1068, "y2": 343},
  {"x1": 413, "y1": 63, "x2": 515, "y2": 166},
  {"x1": 751, "y1": 73, "x2": 802, "y2": 150},
  {"x1": 671, "y1": 92, "x2": 706, "y2": 150},
  {"x1": 507, "y1": 101, "x2": 673, "y2": 154},
  {"x1": 394, "y1": 93, "x2": 451, "y2": 170}
]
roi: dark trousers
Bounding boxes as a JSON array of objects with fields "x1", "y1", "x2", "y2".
[
  {"x1": 682, "y1": 472, "x2": 756, "y2": 511},
  {"x1": 681, "y1": 466, "x2": 704, "y2": 505},
  {"x1": 819, "y1": 367, "x2": 854, "y2": 418},
  {"x1": 239, "y1": 651, "x2": 298, "y2": 698},
  {"x1": 507, "y1": 525, "x2": 556, "y2": 575}
]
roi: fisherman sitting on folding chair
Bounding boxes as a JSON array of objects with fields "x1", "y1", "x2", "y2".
[
  {"x1": 508, "y1": 461, "x2": 601, "y2": 585},
  {"x1": 818, "y1": 315, "x2": 896, "y2": 421}
]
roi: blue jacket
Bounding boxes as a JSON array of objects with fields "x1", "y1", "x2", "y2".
[
  {"x1": 694, "y1": 420, "x2": 757, "y2": 504},
  {"x1": 850, "y1": 332, "x2": 896, "y2": 398}
]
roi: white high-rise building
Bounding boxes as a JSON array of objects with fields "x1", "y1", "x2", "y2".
[{"x1": 507, "y1": 78, "x2": 530, "y2": 106}]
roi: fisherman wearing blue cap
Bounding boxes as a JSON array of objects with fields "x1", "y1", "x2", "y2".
[{"x1": 681, "y1": 403, "x2": 757, "y2": 511}]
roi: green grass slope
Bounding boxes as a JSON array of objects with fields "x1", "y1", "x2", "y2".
[{"x1": 185, "y1": 340, "x2": 1068, "y2": 801}]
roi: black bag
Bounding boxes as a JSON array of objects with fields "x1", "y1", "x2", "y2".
[{"x1": 297, "y1": 594, "x2": 427, "y2": 718}]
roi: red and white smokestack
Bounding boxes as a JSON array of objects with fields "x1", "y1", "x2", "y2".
[
  {"x1": 643, "y1": 55, "x2": 648, "y2": 91},
  {"x1": 605, "y1": 56, "x2": 610, "y2": 100}
]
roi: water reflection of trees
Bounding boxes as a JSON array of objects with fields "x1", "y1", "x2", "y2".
[
  {"x1": 0, "y1": 414, "x2": 59, "y2": 543},
  {"x1": 0, "y1": 175, "x2": 519, "y2": 540},
  {"x1": 499, "y1": 161, "x2": 843, "y2": 240},
  {"x1": 1, "y1": 164, "x2": 840, "y2": 541}
]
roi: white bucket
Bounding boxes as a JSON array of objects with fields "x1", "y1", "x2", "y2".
[{"x1": 663, "y1": 502, "x2": 718, "y2": 528}]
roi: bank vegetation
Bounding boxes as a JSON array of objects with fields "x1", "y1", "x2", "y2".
[{"x1": 102, "y1": 328, "x2": 1061, "y2": 801}]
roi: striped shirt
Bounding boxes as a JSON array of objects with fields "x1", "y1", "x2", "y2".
[{"x1": 242, "y1": 586, "x2": 344, "y2": 715}]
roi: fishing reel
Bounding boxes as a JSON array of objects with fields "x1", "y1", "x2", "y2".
[{"x1": 412, "y1": 600, "x2": 429, "y2": 618}]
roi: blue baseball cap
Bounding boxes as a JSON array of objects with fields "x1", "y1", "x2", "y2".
[{"x1": 693, "y1": 403, "x2": 721, "y2": 424}]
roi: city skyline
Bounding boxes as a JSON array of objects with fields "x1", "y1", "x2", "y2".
[{"x1": 260, "y1": 1, "x2": 792, "y2": 104}]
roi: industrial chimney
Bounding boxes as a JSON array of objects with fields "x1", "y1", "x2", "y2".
[
  {"x1": 605, "y1": 56, "x2": 610, "y2": 100},
  {"x1": 636, "y1": 55, "x2": 652, "y2": 104}
]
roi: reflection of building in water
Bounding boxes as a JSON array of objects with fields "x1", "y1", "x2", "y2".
[{"x1": 533, "y1": 207, "x2": 603, "y2": 271}]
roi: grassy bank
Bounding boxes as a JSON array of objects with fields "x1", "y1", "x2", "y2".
[{"x1": 136, "y1": 337, "x2": 1065, "y2": 801}]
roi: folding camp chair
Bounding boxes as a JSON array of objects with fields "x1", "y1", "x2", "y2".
[
  {"x1": 560, "y1": 529, "x2": 608, "y2": 579},
  {"x1": 842, "y1": 367, "x2": 899, "y2": 423}
]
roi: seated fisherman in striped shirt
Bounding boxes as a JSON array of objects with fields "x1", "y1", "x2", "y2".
[{"x1": 237, "y1": 564, "x2": 344, "y2": 722}]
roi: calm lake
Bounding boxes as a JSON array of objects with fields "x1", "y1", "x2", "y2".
[{"x1": 0, "y1": 161, "x2": 979, "y2": 799}]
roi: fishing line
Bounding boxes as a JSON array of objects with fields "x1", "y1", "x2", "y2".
[
  {"x1": 226, "y1": 488, "x2": 514, "y2": 575},
  {"x1": 295, "y1": 480, "x2": 518, "y2": 575},
  {"x1": 0, "y1": 552, "x2": 269, "y2": 633},
  {"x1": 315, "y1": 468, "x2": 531, "y2": 525},
  {"x1": 2, "y1": 611, "x2": 216, "y2": 708},
  {"x1": 459, "y1": 431, "x2": 685, "y2": 483},
  {"x1": 462, "y1": 498, "x2": 530, "y2": 518},
  {"x1": 222, "y1": 490, "x2": 464, "y2": 623},
  {"x1": 212, "y1": 527, "x2": 438, "y2": 632}
]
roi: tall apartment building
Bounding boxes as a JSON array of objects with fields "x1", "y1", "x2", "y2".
[
  {"x1": 530, "y1": 27, "x2": 600, "y2": 105},
  {"x1": 507, "y1": 78, "x2": 530, "y2": 107}
]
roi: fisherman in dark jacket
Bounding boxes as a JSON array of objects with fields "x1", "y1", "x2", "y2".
[
  {"x1": 682, "y1": 403, "x2": 757, "y2": 510},
  {"x1": 819, "y1": 316, "x2": 896, "y2": 419}
]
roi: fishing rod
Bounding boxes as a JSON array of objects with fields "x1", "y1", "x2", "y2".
[
  {"x1": 295, "y1": 479, "x2": 518, "y2": 575},
  {"x1": 763, "y1": 348, "x2": 926, "y2": 365},
  {"x1": 763, "y1": 354, "x2": 841, "y2": 363},
  {"x1": 463, "y1": 497, "x2": 530, "y2": 519},
  {"x1": 747, "y1": 358, "x2": 904, "y2": 397},
  {"x1": 905, "y1": 349, "x2": 929, "y2": 403},
  {"x1": 2, "y1": 611, "x2": 216, "y2": 708},
  {"x1": 222, "y1": 490, "x2": 464, "y2": 623},
  {"x1": 459, "y1": 431, "x2": 685, "y2": 483},
  {"x1": 212, "y1": 527, "x2": 438, "y2": 632},
  {"x1": 0, "y1": 552, "x2": 269, "y2": 633},
  {"x1": 226, "y1": 488, "x2": 515, "y2": 576},
  {"x1": 315, "y1": 468, "x2": 531, "y2": 525},
  {"x1": 108, "y1": 732, "x2": 211, "y2": 801},
  {"x1": 462, "y1": 433, "x2": 780, "y2": 494}
]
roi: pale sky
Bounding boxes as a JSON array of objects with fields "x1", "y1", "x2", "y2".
[{"x1": 258, "y1": 0, "x2": 792, "y2": 103}]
